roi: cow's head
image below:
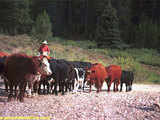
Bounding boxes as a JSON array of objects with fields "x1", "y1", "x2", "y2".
[{"x1": 85, "y1": 69, "x2": 96, "y2": 85}]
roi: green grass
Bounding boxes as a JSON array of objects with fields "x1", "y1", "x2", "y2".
[
  {"x1": 50, "y1": 37, "x2": 97, "y2": 49},
  {"x1": 107, "y1": 48, "x2": 160, "y2": 66}
]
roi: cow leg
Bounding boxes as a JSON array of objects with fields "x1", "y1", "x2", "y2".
[
  {"x1": 64, "y1": 81, "x2": 68, "y2": 92},
  {"x1": 14, "y1": 85, "x2": 18, "y2": 100},
  {"x1": 38, "y1": 82, "x2": 41, "y2": 94},
  {"x1": 126, "y1": 83, "x2": 128, "y2": 92},
  {"x1": 120, "y1": 82, "x2": 123, "y2": 92},
  {"x1": 4, "y1": 82, "x2": 8, "y2": 93},
  {"x1": 73, "y1": 79, "x2": 78, "y2": 93},
  {"x1": 97, "y1": 81, "x2": 102, "y2": 93},
  {"x1": 61, "y1": 81, "x2": 65, "y2": 95},
  {"x1": 113, "y1": 82, "x2": 116, "y2": 92},
  {"x1": 116, "y1": 83, "x2": 119, "y2": 92},
  {"x1": 38, "y1": 83, "x2": 41, "y2": 94},
  {"x1": 50, "y1": 82, "x2": 54, "y2": 94},
  {"x1": 53, "y1": 79, "x2": 58, "y2": 95},
  {"x1": 4, "y1": 77, "x2": 9, "y2": 93},
  {"x1": 129, "y1": 81, "x2": 132, "y2": 91},
  {"x1": 107, "y1": 79, "x2": 112, "y2": 92},
  {"x1": 69, "y1": 82, "x2": 72, "y2": 91},
  {"x1": 83, "y1": 80, "x2": 86, "y2": 91},
  {"x1": 115, "y1": 79, "x2": 120, "y2": 92},
  {"x1": 18, "y1": 82, "x2": 26, "y2": 102},
  {"x1": 97, "y1": 80, "x2": 103, "y2": 93},
  {"x1": 130, "y1": 80, "x2": 133, "y2": 91},
  {"x1": 71, "y1": 80, "x2": 74, "y2": 91},
  {"x1": 89, "y1": 84, "x2": 92, "y2": 92},
  {"x1": 43, "y1": 82, "x2": 46, "y2": 94},
  {"x1": 79, "y1": 79, "x2": 84, "y2": 91},
  {"x1": 27, "y1": 82, "x2": 33, "y2": 97},
  {"x1": 8, "y1": 83, "x2": 14, "y2": 102},
  {"x1": 47, "y1": 82, "x2": 50, "y2": 94},
  {"x1": 33, "y1": 82, "x2": 39, "y2": 95},
  {"x1": 129, "y1": 85, "x2": 132, "y2": 91}
]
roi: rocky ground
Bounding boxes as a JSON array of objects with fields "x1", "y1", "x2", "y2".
[{"x1": 0, "y1": 79, "x2": 160, "y2": 120}]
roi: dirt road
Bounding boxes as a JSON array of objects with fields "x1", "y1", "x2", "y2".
[{"x1": 0, "y1": 81, "x2": 160, "y2": 120}]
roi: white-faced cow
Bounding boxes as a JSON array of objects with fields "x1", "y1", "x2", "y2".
[{"x1": 4, "y1": 53, "x2": 52, "y2": 102}]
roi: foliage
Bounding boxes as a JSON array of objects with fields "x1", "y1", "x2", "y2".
[
  {"x1": 0, "y1": 0, "x2": 33, "y2": 35},
  {"x1": 134, "y1": 19, "x2": 160, "y2": 48},
  {"x1": 31, "y1": 10, "x2": 53, "y2": 45},
  {"x1": 95, "y1": 0, "x2": 122, "y2": 49},
  {"x1": 108, "y1": 48, "x2": 160, "y2": 66},
  {"x1": 14, "y1": 0, "x2": 33, "y2": 34},
  {"x1": 112, "y1": 56, "x2": 135, "y2": 70}
]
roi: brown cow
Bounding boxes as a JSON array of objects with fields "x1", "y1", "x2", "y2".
[
  {"x1": 4, "y1": 53, "x2": 52, "y2": 102},
  {"x1": 105, "y1": 65, "x2": 122, "y2": 92},
  {"x1": 85, "y1": 63, "x2": 108, "y2": 92}
]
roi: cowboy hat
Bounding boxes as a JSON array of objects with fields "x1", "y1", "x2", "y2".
[{"x1": 42, "y1": 40, "x2": 48, "y2": 44}]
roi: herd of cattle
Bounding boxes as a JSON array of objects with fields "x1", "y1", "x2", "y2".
[{"x1": 0, "y1": 51, "x2": 134, "y2": 102}]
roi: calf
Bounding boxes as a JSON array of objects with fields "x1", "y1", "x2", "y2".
[
  {"x1": 120, "y1": 70, "x2": 134, "y2": 92},
  {"x1": 73, "y1": 68, "x2": 85, "y2": 92}
]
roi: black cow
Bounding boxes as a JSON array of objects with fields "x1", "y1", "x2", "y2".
[
  {"x1": 70, "y1": 61, "x2": 92, "y2": 69},
  {"x1": 120, "y1": 70, "x2": 134, "y2": 92},
  {"x1": 49, "y1": 59, "x2": 75, "y2": 95},
  {"x1": 0, "y1": 56, "x2": 8, "y2": 92}
]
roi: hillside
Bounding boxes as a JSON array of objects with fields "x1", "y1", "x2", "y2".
[
  {"x1": 0, "y1": 34, "x2": 160, "y2": 84},
  {"x1": 0, "y1": 34, "x2": 112, "y2": 64}
]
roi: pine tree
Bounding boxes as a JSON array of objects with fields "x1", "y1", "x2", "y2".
[
  {"x1": 96, "y1": 0, "x2": 122, "y2": 49},
  {"x1": 31, "y1": 10, "x2": 52, "y2": 43}
]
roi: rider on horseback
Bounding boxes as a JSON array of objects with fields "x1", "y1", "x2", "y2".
[{"x1": 38, "y1": 40, "x2": 50, "y2": 59}]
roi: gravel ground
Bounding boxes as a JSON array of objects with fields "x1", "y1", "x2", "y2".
[{"x1": 0, "y1": 80, "x2": 160, "y2": 120}]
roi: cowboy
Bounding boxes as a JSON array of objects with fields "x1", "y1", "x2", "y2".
[{"x1": 38, "y1": 40, "x2": 50, "y2": 57}]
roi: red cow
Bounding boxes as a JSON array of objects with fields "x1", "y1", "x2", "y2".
[
  {"x1": 4, "y1": 53, "x2": 52, "y2": 102},
  {"x1": 105, "y1": 65, "x2": 122, "y2": 92},
  {"x1": 85, "y1": 63, "x2": 108, "y2": 92}
]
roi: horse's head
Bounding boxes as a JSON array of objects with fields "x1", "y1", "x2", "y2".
[
  {"x1": 40, "y1": 56, "x2": 52, "y2": 75},
  {"x1": 32, "y1": 55, "x2": 52, "y2": 75}
]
